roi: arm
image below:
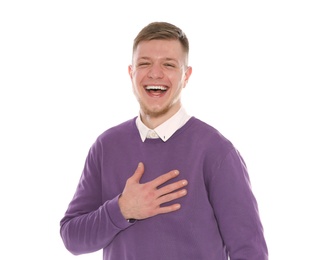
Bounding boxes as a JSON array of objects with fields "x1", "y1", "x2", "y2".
[
  {"x1": 60, "y1": 148, "x2": 188, "y2": 255},
  {"x1": 59, "y1": 145, "x2": 130, "y2": 255},
  {"x1": 209, "y1": 148, "x2": 268, "y2": 260}
]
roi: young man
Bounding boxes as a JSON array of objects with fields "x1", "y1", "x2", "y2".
[{"x1": 60, "y1": 22, "x2": 268, "y2": 260}]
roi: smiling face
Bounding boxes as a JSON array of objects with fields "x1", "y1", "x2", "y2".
[{"x1": 129, "y1": 39, "x2": 192, "y2": 128}]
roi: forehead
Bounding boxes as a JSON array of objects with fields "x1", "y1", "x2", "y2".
[{"x1": 133, "y1": 39, "x2": 185, "y2": 61}]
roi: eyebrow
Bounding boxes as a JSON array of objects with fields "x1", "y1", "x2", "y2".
[{"x1": 137, "y1": 57, "x2": 178, "y2": 62}]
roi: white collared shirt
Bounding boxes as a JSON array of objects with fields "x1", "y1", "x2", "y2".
[{"x1": 135, "y1": 107, "x2": 191, "y2": 142}]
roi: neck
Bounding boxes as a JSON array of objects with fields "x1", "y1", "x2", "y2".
[{"x1": 140, "y1": 105, "x2": 181, "y2": 129}]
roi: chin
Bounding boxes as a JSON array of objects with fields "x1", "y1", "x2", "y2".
[{"x1": 142, "y1": 104, "x2": 170, "y2": 118}]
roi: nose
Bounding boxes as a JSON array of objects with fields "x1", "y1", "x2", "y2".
[{"x1": 147, "y1": 63, "x2": 164, "y2": 79}]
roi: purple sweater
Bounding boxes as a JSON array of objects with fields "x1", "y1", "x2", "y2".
[{"x1": 60, "y1": 117, "x2": 268, "y2": 260}]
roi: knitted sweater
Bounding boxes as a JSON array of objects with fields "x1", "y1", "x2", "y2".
[{"x1": 60, "y1": 117, "x2": 268, "y2": 260}]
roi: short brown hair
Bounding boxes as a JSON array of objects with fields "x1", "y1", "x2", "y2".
[{"x1": 133, "y1": 22, "x2": 189, "y2": 57}]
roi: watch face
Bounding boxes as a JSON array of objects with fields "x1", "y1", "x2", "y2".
[{"x1": 127, "y1": 218, "x2": 136, "y2": 223}]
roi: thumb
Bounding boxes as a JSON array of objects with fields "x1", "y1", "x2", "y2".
[{"x1": 131, "y1": 162, "x2": 145, "y2": 183}]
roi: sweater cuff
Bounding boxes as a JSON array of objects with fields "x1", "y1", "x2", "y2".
[{"x1": 106, "y1": 194, "x2": 135, "y2": 229}]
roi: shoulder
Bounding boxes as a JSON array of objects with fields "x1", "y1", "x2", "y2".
[
  {"x1": 92, "y1": 117, "x2": 138, "y2": 147},
  {"x1": 188, "y1": 117, "x2": 233, "y2": 145},
  {"x1": 180, "y1": 117, "x2": 236, "y2": 163},
  {"x1": 100, "y1": 117, "x2": 136, "y2": 138}
]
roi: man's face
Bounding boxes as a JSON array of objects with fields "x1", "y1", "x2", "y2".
[{"x1": 129, "y1": 39, "x2": 192, "y2": 121}]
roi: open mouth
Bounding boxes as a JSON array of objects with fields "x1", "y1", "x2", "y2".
[{"x1": 145, "y1": 86, "x2": 168, "y2": 95}]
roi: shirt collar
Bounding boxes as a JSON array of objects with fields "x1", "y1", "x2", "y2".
[{"x1": 136, "y1": 107, "x2": 191, "y2": 142}]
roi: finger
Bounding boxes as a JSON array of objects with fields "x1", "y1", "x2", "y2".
[
  {"x1": 151, "y1": 170, "x2": 180, "y2": 187},
  {"x1": 130, "y1": 162, "x2": 145, "y2": 183},
  {"x1": 158, "y1": 188, "x2": 187, "y2": 205},
  {"x1": 157, "y1": 203, "x2": 182, "y2": 214},
  {"x1": 157, "y1": 179, "x2": 188, "y2": 197}
]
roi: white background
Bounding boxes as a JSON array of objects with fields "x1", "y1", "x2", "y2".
[{"x1": 1, "y1": 1, "x2": 316, "y2": 259}]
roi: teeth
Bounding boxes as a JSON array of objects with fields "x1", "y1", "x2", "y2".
[{"x1": 145, "y1": 86, "x2": 167, "y2": 91}]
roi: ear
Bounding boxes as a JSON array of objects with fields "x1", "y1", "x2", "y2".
[
  {"x1": 184, "y1": 66, "x2": 192, "y2": 86},
  {"x1": 128, "y1": 65, "x2": 133, "y2": 79}
]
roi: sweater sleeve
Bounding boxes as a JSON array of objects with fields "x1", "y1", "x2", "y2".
[
  {"x1": 209, "y1": 148, "x2": 268, "y2": 260},
  {"x1": 59, "y1": 143, "x2": 134, "y2": 255}
]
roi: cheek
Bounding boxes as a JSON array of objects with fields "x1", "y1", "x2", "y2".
[
  {"x1": 172, "y1": 75, "x2": 186, "y2": 88},
  {"x1": 131, "y1": 72, "x2": 141, "y2": 87}
]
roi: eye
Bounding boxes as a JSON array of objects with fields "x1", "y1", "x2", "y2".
[
  {"x1": 137, "y1": 62, "x2": 151, "y2": 67},
  {"x1": 164, "y1": 63, "x2": 176, "y2": 68}
]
